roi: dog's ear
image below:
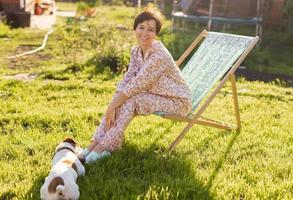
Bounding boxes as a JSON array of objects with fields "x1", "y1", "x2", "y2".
[
  {"x1": 63, "y1": 138, "x2": 77, "y2": 147},
  {"x1": 48, "y1": 176, "x2": 64, "y2": 193}
]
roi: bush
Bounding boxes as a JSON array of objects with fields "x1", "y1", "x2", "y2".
[
  {"x1": 284, "y1": 0, "x2": 293, "y2": 29},
  {"x1": 0, "y1": 22, "x2": 10, "y2": 38},
  {"x1": 54, "y1": 18, "x2": 92, "y2": 67},
  {"x1": 98, "y1": 38, "x2": 130, "y2": 74},
  {"x1": 87, "y1": 23, "x2": 135, "y2": 74},
  {"x1": 76, "y1": 1, "x2": 91, "y2": 14},
  {"x1": 78, "y1": 0, "x2": 102, "y2": 7}
]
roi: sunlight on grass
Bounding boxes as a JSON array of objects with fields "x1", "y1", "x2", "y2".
[
  {"x1": 56, "y1": 2, "x2": 77, "y2": 11},
  {"x1": 0, "y1": 4, "x2": 292, "y2": 200},
  {"x1": 0, "y1": 75, "x2": 292, "y2": 199}
]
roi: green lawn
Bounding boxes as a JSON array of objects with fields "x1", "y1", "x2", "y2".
[
  {"x1": 56, "y1": 1, "x2": 77, "y2": 11},
  {"x1": 0, "y1": 4, "x2": 292, "y2": 200},
  {"x1": 0, "y1": 75, "x2": 292, "y2": 199}
]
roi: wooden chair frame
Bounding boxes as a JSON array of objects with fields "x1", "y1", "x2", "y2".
[{"x1": 162, "y1": 29, "x2": 259, "y2": 151}]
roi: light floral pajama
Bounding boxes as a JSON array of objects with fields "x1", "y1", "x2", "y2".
[{"x1": 92, "y1": 41, "x2": 192, "y2": 152}]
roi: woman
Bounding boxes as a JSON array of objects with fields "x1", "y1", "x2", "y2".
[{"x1": 79, "y1": 7, "x2": 192, "y2": 164}]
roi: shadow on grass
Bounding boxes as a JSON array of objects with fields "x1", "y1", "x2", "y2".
[
  {"x1": 0, "y1": 191, "x2": 17, "y2": 200},
  {"x1": 157, "y1": 119, "x2": 240, "y2": 194},
  {"x1": 25, "y1": 143, "x2": 215, "y2": 200},
  {"x1": 221, "y1": 87, "x2": 289, "y2": 102},
  {"x1": 206, "y1": 130, "x2": 240, "y2": 189},
  {"x1": 79, "y1": 144, "x2": 215, "y2": 200},
  {"x1": 24, "y1": 124, "x2": 239, "y2": 200},
  {"x1": 24, "y1": 174, "x2": 47, "y2": 200},
  {"x1": 238, "y1": 92, "x2": 287, "y2": 102}
]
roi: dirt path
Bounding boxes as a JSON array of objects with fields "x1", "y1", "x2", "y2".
[
  {"x1": 30, "y1": 10, "x2": 75, "y2": 29},
  {"x1": 2, "y1": 73, "x2": 38, "y2": 81}
]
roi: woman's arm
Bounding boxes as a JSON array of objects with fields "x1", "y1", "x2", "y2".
[
  {"x1": 122, "y1": 50, "x2": 169, "y2": 98},
  {"x1": 105, "y1": 91, "x2": 128, "y2": 131},
  {"x1": 105, "y1": 48, "x2": 137, "y2": 130},
  {"x1": 108, "y1": 91, "x2": 128, "y2": 110}
]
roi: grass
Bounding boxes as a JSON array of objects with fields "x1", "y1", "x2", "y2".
[
  {"x1": 0, "y1": 71, "x2": 292, "y2": 200},
  {"x1": 0, "y1": 4, "x2": 293, "y2": 200},
  {"x1": 55, "y1": 2, "x2": 78, "y2": 11}
]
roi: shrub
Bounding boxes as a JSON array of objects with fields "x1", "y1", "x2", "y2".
[
  {"x1": 0, "y1": 22, "x2": 10, "y2": 38},
  {"x1": 54, "y1": 18, "x2": 91, "y2": 66},
  {"x1": 88, "y1": 23, "x2": 135, "y2": 74},
  {"x1": 284, "y1": 0, "x2": 293, "y2": 29},
  {"x1": 78, "y1": 0, "x2": 102, "y2": 7},
  {"x1": 76, "y1": 0, "x2": 102, "y2": 17},
  {"x1": 98, "y1": 37, "x2": 130, "y2": 73}
]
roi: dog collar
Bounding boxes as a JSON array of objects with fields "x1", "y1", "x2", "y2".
[{"x1": 56, "y1": 147, "x2": 75, "y2": 154}]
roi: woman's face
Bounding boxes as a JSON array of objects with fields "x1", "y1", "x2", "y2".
[{"x1": 135, "y1": 19, "x2": 157, "y2": 49}]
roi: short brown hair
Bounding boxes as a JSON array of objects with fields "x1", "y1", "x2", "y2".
[{"x1": 133, "y1": 7, "x2": 163, "y2": 35}]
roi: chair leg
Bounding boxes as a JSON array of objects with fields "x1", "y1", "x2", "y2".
[
  {"x1": 168, "y1": 121, "x2": 195, "y2": 152},
  {"x1": 168, "y1": 74, "x2": 241, "y2": 151},
  {"x1": 230, "y1": 74, "x2": 241, "y2": 130}
]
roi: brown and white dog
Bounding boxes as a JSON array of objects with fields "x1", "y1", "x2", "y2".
[{"x1": 40, "y1": 138, "x2": 85, "y2": 200}]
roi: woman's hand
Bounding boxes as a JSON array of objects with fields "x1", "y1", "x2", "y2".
[
  {"x1": 104, "y1": 91, "x2": 128, "y2": 132},
  {"x1": 105, "y1": 105, "x2": 116, "y2": 131}
]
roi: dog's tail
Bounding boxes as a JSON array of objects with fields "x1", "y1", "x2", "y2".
[
  {"x1": 56, "y1": 185, "x2": 65, "y2": 195},
  {"x1": 48, "y1": 176, "x2": 65, "y2": 194}
]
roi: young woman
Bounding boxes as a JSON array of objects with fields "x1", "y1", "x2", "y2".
[{"x1": 79, "y1": 7, "x2": 192, "y2": 164}]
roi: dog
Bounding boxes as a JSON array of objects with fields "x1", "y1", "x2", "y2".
[{"x1": 40, "y1": 138, "x2": 85, "y2": 200}]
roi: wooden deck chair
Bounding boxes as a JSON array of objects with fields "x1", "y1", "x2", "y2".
[{"x1": 155, "y1": 30, "x2": 259, "y2": 151}]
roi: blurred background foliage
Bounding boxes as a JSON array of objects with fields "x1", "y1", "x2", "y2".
[
  {"x1": 1, "y1": 1, "x2": 292, "y2": 78},
  {"x1": 66, "y1": 0, "x2": 293, "y2": 77}
]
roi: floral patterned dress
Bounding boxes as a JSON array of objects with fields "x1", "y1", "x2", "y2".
[{"x1": 91, "y1": 40, "x2": 192, "y2": 151}]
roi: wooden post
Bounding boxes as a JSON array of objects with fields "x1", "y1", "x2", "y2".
[
  {"x1": 208, "y1": 0, "x2": 214, "y2": 30},
  {"x1": 160, "y1": 0, "x2": 165, "y2": 11},
  {"x1": 172, "y1": 0, "x2": 177, "y2": 31},
  {"x1": 256, "y1": 0, "x2": 264, "y2": 38},
  {"x1": 137, "y1": 0, "x2": 141, "y2": 9},
  {"x1": 223, "y1": 0, "x2": 229, "y2": 31},
  {"x1": 256, "y1": 0, "x2": 260, "y2": 36}
]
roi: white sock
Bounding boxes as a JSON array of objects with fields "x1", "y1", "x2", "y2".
[
  {"x1": 85, "y1": 151, "x2": 111, "y2": 164},
  {"x1": 82, "y1": 149, "x2": 90, "y2": 157},
  {"x1": 76, "y1": 148, "x2": 90, "y2": 159}
]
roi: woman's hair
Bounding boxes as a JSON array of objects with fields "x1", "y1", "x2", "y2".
[{"x1": 133, "y1": 7, "x2": 163, "y2": 35}]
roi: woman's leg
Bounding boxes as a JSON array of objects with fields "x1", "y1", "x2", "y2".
[
  {"x1": 83, "y1": 93, "x2": 190, "y2": 163},
  {"x1": 91, "y1": 93, "x2": 191, "y2": 153},
  {"x1": 86, "y1": 141, "x2": 98, "y2": 151}
]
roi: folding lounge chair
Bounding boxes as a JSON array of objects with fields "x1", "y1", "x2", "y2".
[{"x1": 155, "y1": 29, "x2": 259, "y2": 151}]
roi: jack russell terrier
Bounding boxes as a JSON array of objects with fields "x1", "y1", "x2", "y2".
[{"x1": 40, "y1": 138, "x2": 85, "y2": 200}]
